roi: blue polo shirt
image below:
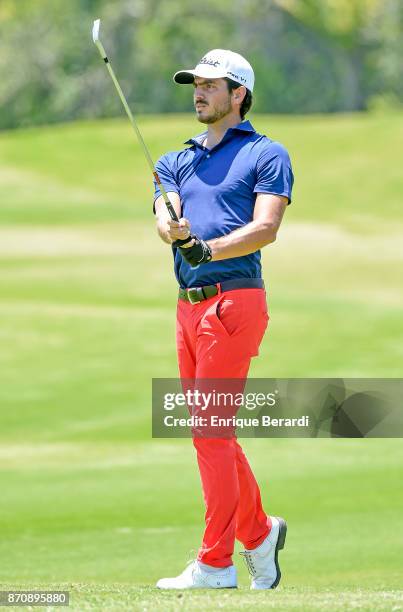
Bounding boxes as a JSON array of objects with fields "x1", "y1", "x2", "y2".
[{"x1": 153, "y1": 120, "x2": 294, "y2": 288}]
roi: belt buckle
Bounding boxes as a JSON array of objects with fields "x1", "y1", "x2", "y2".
[{"x1": 187, "y1": 287, "x2": 202, "y2": 305}]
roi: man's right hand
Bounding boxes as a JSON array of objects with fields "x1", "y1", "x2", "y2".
[{"x1": 167, "y1": 218, "x2": 192, "y2": 245}]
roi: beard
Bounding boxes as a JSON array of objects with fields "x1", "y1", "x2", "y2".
[{"x1": 195, "y1": 97, "x2": 232, "y2": 124}]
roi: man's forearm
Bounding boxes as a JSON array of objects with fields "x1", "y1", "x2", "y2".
[
  {"x1": 155, "y1": 193, "x2": 183, "y2": 244},
  {"x1": 208, "y1": 220, "x2": 277, "y2": 261}
]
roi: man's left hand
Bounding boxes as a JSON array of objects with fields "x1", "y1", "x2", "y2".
[{"x1": 178, "y1": 235, "x2": 212, "y2": 266}]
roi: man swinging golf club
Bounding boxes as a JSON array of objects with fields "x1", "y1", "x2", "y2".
[{"x1": 154, "y1": 49, "x2": 294, "y2": 590}]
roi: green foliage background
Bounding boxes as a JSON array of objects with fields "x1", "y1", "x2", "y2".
[{"x1": 1, "y1": 0, "x2": 402, "y2": 129}]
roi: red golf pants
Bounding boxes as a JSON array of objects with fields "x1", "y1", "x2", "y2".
[{"x1": 176, "y1": 287, "x2": 273, "y2": 568}]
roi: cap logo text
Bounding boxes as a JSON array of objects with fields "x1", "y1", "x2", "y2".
[
  {"x1": 227, "y1": 71, "x2": 247, "y2": 84},
  {"x1": 199, "y1": 56, "x2": 220, "y2": 67}
]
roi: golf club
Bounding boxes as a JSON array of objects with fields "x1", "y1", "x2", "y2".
[{"x1": 92, "y1": 18, "x2": 179, "y2": 222}]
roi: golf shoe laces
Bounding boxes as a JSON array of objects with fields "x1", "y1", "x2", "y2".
[{"x1": 240, "y1": 550, "x2": 257, "y2": 576}]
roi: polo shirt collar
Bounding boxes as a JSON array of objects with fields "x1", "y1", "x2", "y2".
[{"x1": 184, "y1": 120, "x2": 256, "y2": 146}]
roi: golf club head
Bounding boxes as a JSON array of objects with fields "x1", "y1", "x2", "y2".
[
  {"x1": 92, "y1": 18, "x2": 107, "y2": 59},
  {"x1": 92, "y1": 18, "x2": 101, "y2": 43}
]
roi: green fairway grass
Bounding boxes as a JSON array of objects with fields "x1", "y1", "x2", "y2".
[{"x1": 0, "y1": 113, "x2": 402, "y2": 610}]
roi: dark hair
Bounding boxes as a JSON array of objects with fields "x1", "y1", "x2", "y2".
[{"x1": 225, "y1": 78, "x2": 253, "y2": 119}]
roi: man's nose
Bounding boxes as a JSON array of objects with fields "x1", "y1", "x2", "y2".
[{"x1": 194, "y1": 87, "x2": 205, "y2": 100}]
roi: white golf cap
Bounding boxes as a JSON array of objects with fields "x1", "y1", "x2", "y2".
[{"x1": 173, "y1": 49, "x2": 255, "y2": 92}]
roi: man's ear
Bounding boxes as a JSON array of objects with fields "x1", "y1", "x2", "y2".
[{"x1": 232, "y1": 85, "x2": 247, "y2": 105}]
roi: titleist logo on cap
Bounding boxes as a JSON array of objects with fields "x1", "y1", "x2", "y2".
[{"x1": 199, "y1": 57, "x2": 220, "y2": 67}]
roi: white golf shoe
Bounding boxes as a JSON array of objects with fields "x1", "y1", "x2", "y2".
[
  {"x1": 240, "y1": 516, "x2": 287, "y2": 590},
  {"x1": 156, "y1": 559, "x2": 237, "y2": 589}
]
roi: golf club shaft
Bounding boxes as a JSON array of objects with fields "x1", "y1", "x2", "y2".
[{"x1": 96, "y1": 44, "x2": 178, "y2": 221}]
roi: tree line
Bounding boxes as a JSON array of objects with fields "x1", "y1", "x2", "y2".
[{"x1": 0, "y1": 0, "x2": 402, "y2": 129}]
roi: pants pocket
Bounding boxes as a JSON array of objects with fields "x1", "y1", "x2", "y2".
[{"x1": 214, "y1": 296, "x2": 240, "y2": 337}]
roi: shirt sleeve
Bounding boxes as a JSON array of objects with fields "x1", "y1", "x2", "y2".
[
  {"x1": 153, "y1": 153, "x2": 180, "y2": 213},
  {"x1": 253, "y1": 142, "x2": 294, "y2": 204}
]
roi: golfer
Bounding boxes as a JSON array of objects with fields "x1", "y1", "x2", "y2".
[{"x1": 153, "y1": 49, "x2": 294, "y2": 590}]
